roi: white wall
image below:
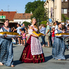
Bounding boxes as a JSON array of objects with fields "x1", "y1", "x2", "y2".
[{"x1": 14, "y1": 19, "x2": 31, "y2": 24}]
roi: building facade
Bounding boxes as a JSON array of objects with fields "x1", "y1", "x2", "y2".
[
  {"x1": 14, "y1": 13, "x2": 33, "y2": 24},
  {"x1": 44, "y1": 0, "x2": 69, "y2": 22},
  {"x1": 0, "y1": 10, "x2": 32, "y2": 27},
  {"x1": 61, "y1": 0, "x2": 69, "y2": 18}
]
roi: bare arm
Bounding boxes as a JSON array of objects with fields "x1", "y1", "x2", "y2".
[
  {"x1": 47, "y1": 29, "x2": 50, "y2": 34},
  {"x1": 31, "y1": 34, "x2": 38, "y2": 38},
  {"x1": 13, "y1": 29, "x2": 17, "y2": 32}
]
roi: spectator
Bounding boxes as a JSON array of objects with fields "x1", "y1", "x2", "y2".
[
  {"x1": 13, "y1": 24, "x2": 21, "y2": 45},
  {"x1": 51, "y1": 26, "x2": 55, "y2": 44},
  {"x1": 40, "y1": 24, "x2": 46, "y2": 47},
  {"x1": 55, "y1": 21, "x2": 58, "y2": 34},
  {"x1": 46, "y1": 22, "x2": 50, "y2": 47},
  {"x1": 21, "y1": 23, "x2": 25, "y2": 32},
  {"x1": 20, "y1": 29, "x2": 26, "y2": 46},
  {"x1": 49, "y1": 23, "x2": 52, "y2": 46}
]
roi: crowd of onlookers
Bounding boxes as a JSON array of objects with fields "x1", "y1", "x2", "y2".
[
  {"x1": 39, "y1": 21, "x2": 69, "y2": 49},
  {"x1": 10, "y1": 21, "x2": 69, "y2": 50}
]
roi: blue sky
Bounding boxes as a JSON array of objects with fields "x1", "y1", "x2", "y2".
[{"x1": 0, "y1": 0, "x2": 46, "y2": 13}]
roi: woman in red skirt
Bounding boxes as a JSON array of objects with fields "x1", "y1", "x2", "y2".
[{"x1": 19, "y1": 18, "x2": 45, "y2": 63}]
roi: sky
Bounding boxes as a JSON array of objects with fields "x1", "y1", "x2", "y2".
[{"x1": 0, "y1": 0, "x2": 46, "y2": 13}]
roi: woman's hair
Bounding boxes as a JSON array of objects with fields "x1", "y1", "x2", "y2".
[
  {"x1": 62, "y1": 25, "x2": 66, "y2": 30},
  {"x1": 31, "y1": 18, "x2": 36, "y2": 23},
  {"x1": 67, "y1": 24, "x2": 69, "y2": 28},
  {"x1": 4, "y1": 19, "x2": 9, "y2": 22},
  {"x1": 42, "y1": 24, "x2": 46, "y2": 27},
  {"x1": 55, "y1": 21, "x2": 58, "y2": 25},
  {"x1": 20, "y1": 29, "x2": 22, "y2": 31},
  {"x1": 31, "y1": 18, "x2": 38, "y2": 30}
]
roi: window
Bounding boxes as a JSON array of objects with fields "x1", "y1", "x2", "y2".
[
  {"x1": 64, "y1": 9, "x2": 67, "y2": 14},
  {"x1": 61, "y1": 0, "x2": 67, "y2": 2},
  {"x1": 61, "y1": 9, "x2": 67, "y2": 14},
  {"x1": 65, "y1": 0, "x2": 67, "y2": 2}
]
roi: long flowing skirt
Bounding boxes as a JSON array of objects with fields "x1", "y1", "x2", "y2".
[
  {"x1": 0, "y1": 38, "x2": 13, "y2": 66},
  {"x1": 52, "y1": 37, "x2": 65, "y2": 60},
  {"x1": 20, "y1": 36, "x2": 45, "y2": 63}
]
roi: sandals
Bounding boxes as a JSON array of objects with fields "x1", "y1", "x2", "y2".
[{"x1": 0, "y1": 62, "x2": 3, "y2": 66}]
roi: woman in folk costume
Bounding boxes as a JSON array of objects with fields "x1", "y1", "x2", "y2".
[
  {"x1": 20, "y1": 18, "x2": 45, "y2": 63},
  {"x1": 52, "y1": 23, "x2": 65, "y2": 60},
  {"x1": 0, "y1": 19, "x2": 14, "y2": 67}
]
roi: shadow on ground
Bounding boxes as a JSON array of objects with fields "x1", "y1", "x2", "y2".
[
  {"x1": 45, "y1": 55, "x2": 52, "y2": 62},
  {"x1": 14, "y1": 60, "x2": 22, "y2": 66},
  {"x1": 65, "y1": 55, "x2": 69, "y2": 59}
]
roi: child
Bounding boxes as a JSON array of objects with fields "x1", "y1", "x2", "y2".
[
  {"x1": 51, "y1": 26, "x2": 55, "y2": 44},
  {"x1": 20, "y1": 29, "x2": 26, "y2": 46}
]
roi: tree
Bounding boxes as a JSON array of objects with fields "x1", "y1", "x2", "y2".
[
  {"x1": 31, "y1": 5, "x2": 48, "y2": 25},
  {"x1": 62, "y1": 14, "x2": 69, "y2": 22},
  {"x1": 25, "y1": 0, "x2": 45, "y2": 13}
]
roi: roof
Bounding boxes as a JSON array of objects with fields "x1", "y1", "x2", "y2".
[
  {"x1": 14, "y1": 13, "x2": 33, "y2": 19},
  {"x1": 0, "y1": 11, "x2": 16, "y2": 21}
]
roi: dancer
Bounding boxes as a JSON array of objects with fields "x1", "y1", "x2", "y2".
[
  {"x1": 20, "y1": 18, "x2": 45, "y2": 63},
  {"x1": 0, "y1": 19, "x2": 14, "y2": 67},
  {"x1": 52, "y1": 23, "x2": 65, "y2": 60}
]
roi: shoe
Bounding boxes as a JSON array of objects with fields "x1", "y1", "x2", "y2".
[
  {"x1": 18, "y1": 44, "x2": 21, "y2": 45},
  {"x1": 21, "y1": 44, "x2": 23, "y2": 45}
]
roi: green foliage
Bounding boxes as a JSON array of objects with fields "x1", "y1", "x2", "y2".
[
  {"x1": 25, "y1": 0, "x2": 45, "y2": 13},
  {"x1": 62, "y1": 14, "x2": 69, "y2": 22},
  {"x1": 25, "y1": 0, "x2": 48, "y2": 27},
  {"x1": 0, "y1": 19, "x2": 5, "y2": 22},
  {"x1": 31, "y1": 6, "x2": 48, "y2": 22},
  {"x1": 40, "y1": 21, "x2": 47, "y2": 25},
  {"x1": 23, "y1": 21, "x2": 31, "y2": 27}
]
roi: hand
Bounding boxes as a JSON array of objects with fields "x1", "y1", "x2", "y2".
[
  {"x1": 44, "y1": 34, "x2": 46, "y2": 36},
  {"x1": 4, "y1": 34, "x2": 7, "y2": 38},
  {"x1": 35, "y1": 35, "x2": 38, "y2": 38},
  {"x1": 13, "y1": 30, "x2": 14, "y2": 32},
  {"x1": 46, "y1": 33, "x2": 48, "y2": 35},
  {"x1": 16, "y1": 35, "x2": 20, "y2": 38}
]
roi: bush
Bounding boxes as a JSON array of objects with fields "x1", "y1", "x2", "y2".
[
  {"x1": 40, "y1": 21, "x2": 47, "y2": 27},
  {"x1": 23, "y1": 21, "x2": 31, "y2": 27}
]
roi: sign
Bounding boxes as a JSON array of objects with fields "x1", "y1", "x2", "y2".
[
  {"x1": 0, "y1": 16, "x2": 6, "y2": 19},
  {"x1": 49, "y1": 18, "x2": 52, "y2": 23}
]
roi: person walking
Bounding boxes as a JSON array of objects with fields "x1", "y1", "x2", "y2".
[
  {"x1": 52, "y1": 23, "x2": 65, "y2": 60},
  {"x1": 19, "y1": 18, "x2": 45, "y2": 63},
  {"x1": 0, "y1": 19, "x2": 14, "y2": 67}
]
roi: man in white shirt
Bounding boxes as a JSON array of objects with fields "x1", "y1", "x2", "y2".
[
  {"x1": 14, "y1": 24, "x2": 21, "y2": 45},
  {"x1": 55, "y1": 21, "x2": 58, "y2": 34}
]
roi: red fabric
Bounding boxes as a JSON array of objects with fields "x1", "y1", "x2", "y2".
[
  {"x1": 20, "y1": 35, "x2": 45, "y2": 63},
  {"x1": 52, "y1": 31, "x2": 55, "y2": 37}
]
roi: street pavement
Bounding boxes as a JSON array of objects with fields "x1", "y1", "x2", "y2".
[{"x1": 0, "y1": 44, "x2": 69, "y2": 69}]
